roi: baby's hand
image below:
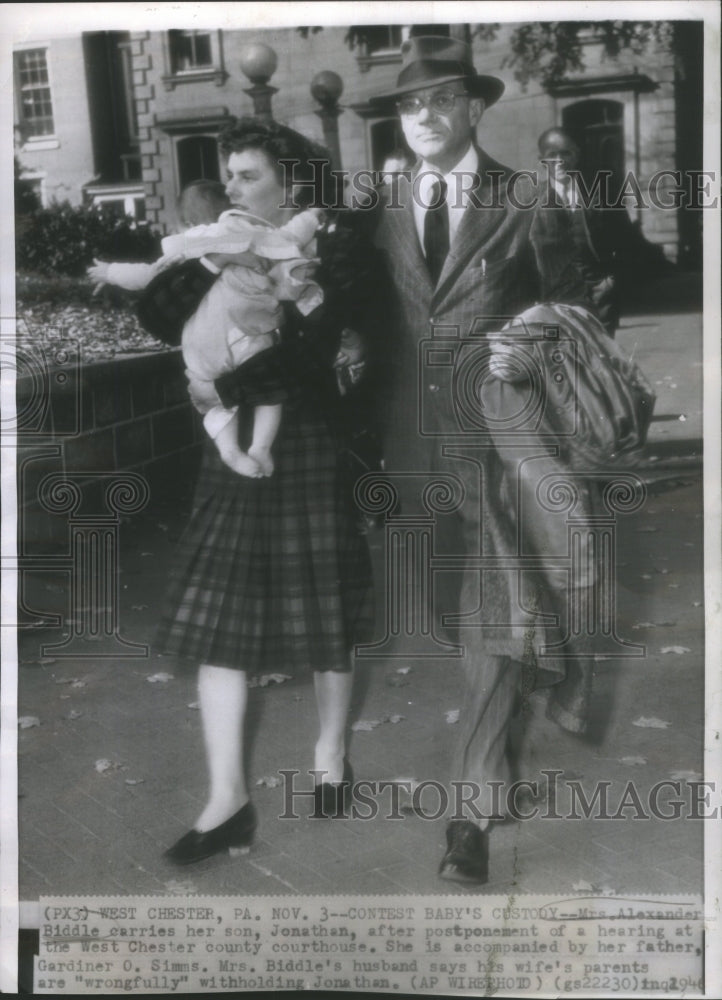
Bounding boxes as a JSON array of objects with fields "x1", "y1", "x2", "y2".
[{"x1": 87, "y1": 259, "x2": 110, "y2": 294}]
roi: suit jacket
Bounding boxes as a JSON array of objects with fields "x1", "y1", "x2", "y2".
[{"x1": 373, "y1": 150, "x2": 589, "y2": 471}]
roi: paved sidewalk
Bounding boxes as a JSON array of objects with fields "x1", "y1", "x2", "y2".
[{"x1": 16, "y1": 309, "x2": 706, "y2": 901}]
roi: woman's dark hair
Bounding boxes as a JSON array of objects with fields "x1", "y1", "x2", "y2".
[{"x1": 218, "y1": 116, "x2": 335, "y2": 209}]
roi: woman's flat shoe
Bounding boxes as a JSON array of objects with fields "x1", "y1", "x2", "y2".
[
  {"x1": 164, "y1": 802, "x2": 257, "y2": 865},
  {"x1": 313, "y1": 759, "x2": 353, "y2": 818}
]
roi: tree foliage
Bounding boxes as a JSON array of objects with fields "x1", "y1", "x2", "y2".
[
  {"x1": 297, "y1": 20, "x2": 676, "y2": 89},
  {"x1": 487, "y1": 21, "x2": 675, "y2": 90}
]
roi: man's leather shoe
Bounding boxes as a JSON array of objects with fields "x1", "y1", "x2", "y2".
[{"x1": 438, "y1": 820, "x2": 489, "y2": 885}]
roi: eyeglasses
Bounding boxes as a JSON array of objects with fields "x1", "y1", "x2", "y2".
[{"x1": 396, "y1": 91, "x2": 468, "y2": 117}]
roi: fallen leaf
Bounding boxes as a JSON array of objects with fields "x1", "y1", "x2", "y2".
[
  {"x1": 18, "y1": 716, "x2": 40, "y2": 729},
  {"x1": 146, "y1": 672, "x2": 174, "y2": 683},
  {"x1": 396, "y1": 667, "x2": 411, "y2": 675},
  {"x1": 70, "y1": 680, "x2": 86, "y2": 688},
  {"x1": 164, "y1": 878, "x2": 199, "y2": 895},
  {"x1": 660, "y1": 646, "x2": 691, "y2": 655},
  {"x1": 248, "y1": 673, "x2": 292, "y2": 688},
  {"x1": 124, "y1": 778, "x2": 145, "y2": 786},
  {"x1": 255, "y1": 775, "x2": 282, "y2": 788},
  {"x1": 351, "y1": 714, "x2": 405, "y2": 732},
  {"x1": 352, "y1": 719, "x2": 379, "y2": 732},
  {"x1": 632, "y1": 716, "x2": 671, "y2": 729},
  {"x1": 619, "y1": 756, "x2": 647, "y2": 766},
  {"x1": 445, "y1": 709, "x2": 461, "y2": 724},
  {"x1": 65, "y1": 710, "x2": 83, "y2": 720},
  {"x1": 95, "y1": 758, "x2": 124, "y2": 773}
]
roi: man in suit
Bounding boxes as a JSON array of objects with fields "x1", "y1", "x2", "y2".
[{"x1": 372, "y1": 36, "x2": 596, "y2": 885}]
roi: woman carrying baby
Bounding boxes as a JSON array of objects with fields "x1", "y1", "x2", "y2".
[{"x1": 136, "y1": 118, "x2": 382, "y2": 864}]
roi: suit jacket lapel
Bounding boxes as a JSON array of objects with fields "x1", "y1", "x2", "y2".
[
  {"x1": 387, "y1": 172, "x2": 433, "y2": 290},
  {"x1": 432, "y1": 151, "x2": 511, "y2": 302}
]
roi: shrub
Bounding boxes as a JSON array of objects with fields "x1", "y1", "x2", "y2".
[
  {"x1": 16, "y1": 201, "x2": 162, "y2": 277},
  {"x1": 16, "y1": 271, "x2": 134, "y2": 309}
]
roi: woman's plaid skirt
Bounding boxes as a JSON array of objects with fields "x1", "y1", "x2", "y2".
[{"x1": 156, "y1": 405, "x2": 374, "y2": 674}]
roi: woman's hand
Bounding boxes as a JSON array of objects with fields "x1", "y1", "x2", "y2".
[
  {"x1": 487, "y1": 338, "x2": 529, "y2": 384},
  {"x1": 334, "y1": 328, "x2": 367, "y2": 394}
]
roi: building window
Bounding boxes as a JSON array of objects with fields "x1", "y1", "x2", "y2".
[
  {"x1": 116, "y1": 39, "x2": 139, "y2": 143},
  {"x1": 88, "y1": 188, "x2": 146, "y2": 220},
  {"x1": 352, "y1": 24, "x2": 450, "y2": 72},
  {"x1": 355, "y1": 25, "x2": 404, "y2": 55},
  {"x1": 14, "y1": 47, "x2": 55, "y2": 138},
  {"x1": 176, "y1": 135, "x2": 221, "y2": 190},
  {"x1": 169, "y1": 30, "x2": 213, "y2": 72},
  {"x1": 162, "y1": 29, "x2": 227, "y2": 89}
]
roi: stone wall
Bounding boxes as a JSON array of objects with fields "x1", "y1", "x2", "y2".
[{"x1": 17, "y1": 348, "x2": 202, "y2": 553}]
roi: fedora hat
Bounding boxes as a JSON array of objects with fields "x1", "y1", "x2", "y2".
[{"x1": 370, "y1": 35, "x2": 505, "y2": 107}]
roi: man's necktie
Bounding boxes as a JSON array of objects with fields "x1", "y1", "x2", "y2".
[{"x1": 423, "y1": 179, "x2": 449, "y2": 285}]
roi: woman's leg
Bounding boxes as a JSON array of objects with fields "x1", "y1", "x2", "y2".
[
  {"x1": 195, "y1": 664, "x2": 249, "y2": 831},
  {"x1": 313, "y1": 663, "x2": 354, "y2": 784}
]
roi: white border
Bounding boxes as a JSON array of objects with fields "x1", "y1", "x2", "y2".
[{"x1": 1, "y1": 2, "x2": 720, "y2": 995}]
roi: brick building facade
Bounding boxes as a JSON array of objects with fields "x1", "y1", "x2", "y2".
[{"x1": 14, "y1": 20, "x2": 703, "y2": 264}]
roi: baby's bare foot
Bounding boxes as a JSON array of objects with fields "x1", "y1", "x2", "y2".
[
  {"x1": 248, "y1": 445, "x2": 274, "y2": 477},
  {"x1": 218, "y1": 447, "x2": 263, "y2": 478}
]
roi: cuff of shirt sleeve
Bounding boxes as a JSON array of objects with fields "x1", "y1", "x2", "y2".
[{"x1": 200, "y1": 256, "x2": 222, "y2": 275}]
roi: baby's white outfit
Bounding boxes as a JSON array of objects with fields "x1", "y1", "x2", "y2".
[{"x1": 106, "y1": 208, "x2": 323, "y2": 439}]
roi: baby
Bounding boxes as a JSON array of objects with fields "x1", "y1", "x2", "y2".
[{"x1": 88, "y1": 180, "x2": 324, "y2": 478}]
